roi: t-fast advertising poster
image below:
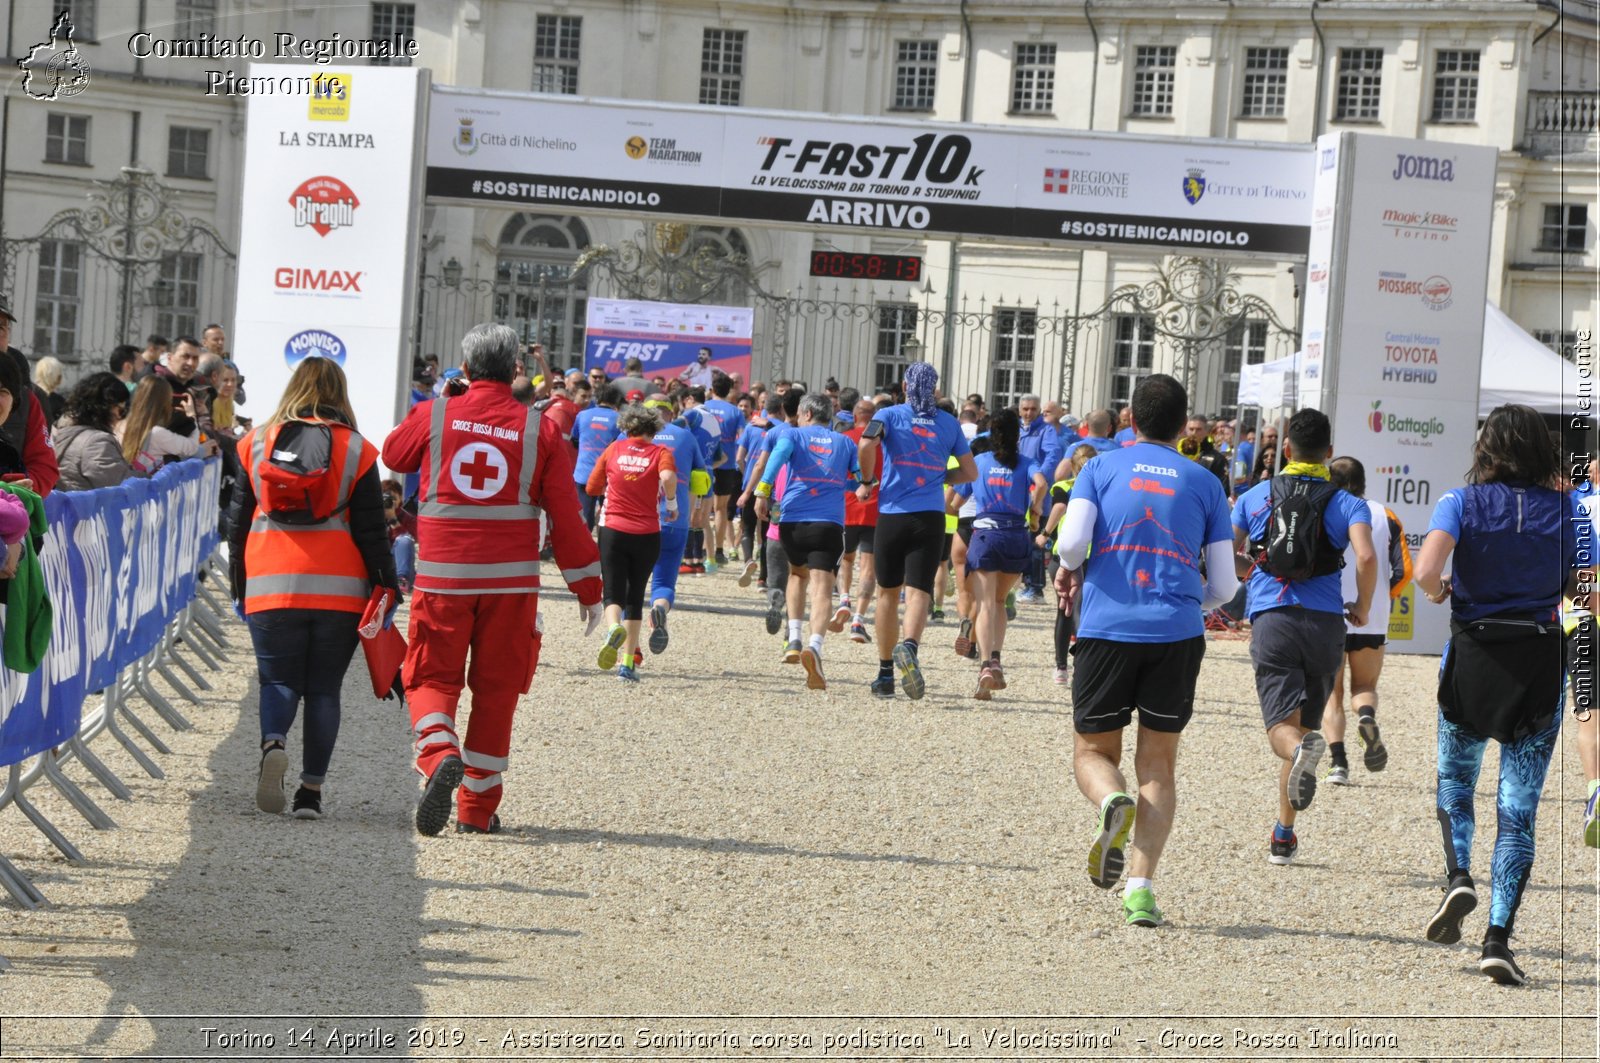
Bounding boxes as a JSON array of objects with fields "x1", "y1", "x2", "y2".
[
  {"x1": 232, "y1": 64, "x2": 426, "y2": 439},
  {"x1": 584, "y1": 299, "x2": 753, "y2": 387},
  {"x1": 1309, "y1": 133, "x2": 1497, "y2": 656}
]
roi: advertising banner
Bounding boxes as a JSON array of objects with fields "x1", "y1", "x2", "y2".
[
  {"x1": 1304, "y1": 133, "x2": 1497, "y2": 656},
  {"x1": 584, "y1": 299, "x2": 753, "y2": 387},
  {"x1": 233, "y1": 65, "x2": 427, "y2": 441},
  {"x1": 425, "y1": 88, "x2": 1313, "y2": 257},
  {"x1": 0, "y1": 459, "x2": 221, "y2": 767}
]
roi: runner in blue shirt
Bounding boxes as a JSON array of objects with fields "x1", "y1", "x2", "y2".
[
  {"x1": 734, "y1": 393, "x2": 781, "y2": 586},
  {"x1": 675, "y1": 401, "x2": 723, "y2": 574},
  {"x1": 571, "y1": 385, "x2": 622, "y2": 530},
  {"x1": 951, "y1": 408, "x2": 1046, "y2": 701},
  {"x1": 1231, "y1": 407, "x2": 1375, "y2": 869},
  {"x1": 644, "y1": 395, "x2": 710, "y2": 657},
  {"x1": 1054, "y1": 375, "x2": 1238, "y2": 927},
  {"x1": 858, "y1": 362, "x2": 976, "y2": 700},
  {"x1": 702, "y1": 373, "x2": 747, "y2": 570},
  {"x1": 757, "y1": 393, "x2": 863, "y2": 691},
  {"x1": 1114, "y1": 407, "x2": 1137, "y2": 447}
]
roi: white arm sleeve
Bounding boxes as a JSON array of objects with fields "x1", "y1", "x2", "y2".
[
  {"x1": 1055, "y1": 498, "x2": 1098, "y2": 570},
  {"x1": 1201, "y1": 539, "x2": 1241, "y2": 612}
]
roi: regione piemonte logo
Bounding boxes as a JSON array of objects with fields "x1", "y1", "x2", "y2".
[
  {"x1": 284, "y1": 329, "x2": 347, "y2": 367},
  {"x1": 290, "y1": 177, "x2": 359, "y2": 237}
]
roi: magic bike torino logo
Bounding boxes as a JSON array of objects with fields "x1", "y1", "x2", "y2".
[
  {"x1": 623, "y1": 135, "x2": 703, "y2": 164},
  {"x1": 290, "y1": 177, "x2": 359, "y2": 237},
  {"x1": 284, "y1": 329, "x2": 347, "y2": 367},
  {"x1": 1182, "y1": 168, "x2": 1206, "y2": 205},
  {"x1": 308, "y1": 73, "x2": 351, "y2": 121},
  {"x1": 1376, "y1": 272, "x2": 1454, "y2": 312},
  {"x1": 1367, "y1": 401, "x2": 1445, "y2": 448},
  {"x1": 18, "y1": 12, "x2": 90, "y2": 101}
]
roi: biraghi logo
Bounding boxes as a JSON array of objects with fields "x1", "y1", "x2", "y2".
[
  {"x1": 289, "y1": 176, "x2": 358, "y2": 237},
  {"x1": 1391, "y1": 153, "x2": 1456, "y2": 182}
]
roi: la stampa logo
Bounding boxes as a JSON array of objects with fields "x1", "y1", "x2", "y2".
[{"x1": 19, "y1": 12, "x2": 91, "y2": 101}]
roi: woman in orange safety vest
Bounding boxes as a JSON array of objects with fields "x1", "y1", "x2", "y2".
[{"x1": 226, "y1": 358, "x2": 398, "y2": 820}]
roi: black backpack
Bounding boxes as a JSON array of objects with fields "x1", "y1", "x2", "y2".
[{"x1": 1253, "y1": 475, "x2": 1344, "y2": 581}]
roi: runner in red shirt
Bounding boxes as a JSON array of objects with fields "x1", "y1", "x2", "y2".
[
  {"x1": 585, "y1": 406, "x2": 678, "y2": 681},
  {"x1": 837, "y1": 397, "x2": 883, "y2": 642}
]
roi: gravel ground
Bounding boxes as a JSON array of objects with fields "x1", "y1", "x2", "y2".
[{"x1": 0, "y1": 574, "x2": 1594, "y2": 1061}]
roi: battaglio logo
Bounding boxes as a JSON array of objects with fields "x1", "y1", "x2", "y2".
[
  {"x1": 1368, "y1": 401, "x2": 1445, "y2": 445},
  {"x1": 284, "y1": 329, "x2": 347, "y2": 366}
]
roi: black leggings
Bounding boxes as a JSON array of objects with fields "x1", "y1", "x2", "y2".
[
  {"x1": 740, "y1": 503, "x2": 760, "y2": 563},
  {"x1": 1048, "y1": 557, "x2": 1076, "y2": 670},
  {"x1": 599, "y1": 528, "x2": 660, "y2": 620}
]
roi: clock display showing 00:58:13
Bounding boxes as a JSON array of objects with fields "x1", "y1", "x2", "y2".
[{"x1": 808, "y1": 251, "x2": 922, "y2": 281}]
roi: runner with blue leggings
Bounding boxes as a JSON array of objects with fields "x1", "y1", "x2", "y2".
[
  {"x1": 645, "y1": 394, "x2": 709, "y2": 656},
  {"x1": 1415, "y1": 404, "x2": 1588, "y2": 986}
]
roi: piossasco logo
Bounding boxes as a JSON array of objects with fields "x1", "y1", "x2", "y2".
[
  {"x1": 1367, "y1": 401, "x2": 1445, "y2": 446},
  {"x1": 18, "y1": 12, "x2": 91, "y2": 101}
]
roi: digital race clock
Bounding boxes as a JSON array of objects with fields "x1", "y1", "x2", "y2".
[{"x1": 808, "y1": 251, "x2": 923, "y2": 282}]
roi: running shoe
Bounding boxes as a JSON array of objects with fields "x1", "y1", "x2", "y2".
[
  {"x1": 1327, "y1": 764, "x2": 1350, "y2": 786},
  {"x1": 596, "y1": 624, "x2": 626, "y2": 670},
  {"x1": 456, "y1": 814, "x2": 503, "y2": 835},
  {"x1": 1123, "y1": 886, "x2": 1164, "y2": 928},
  {"x1": 765, "y1": 592, "x2": 785, "y2": 636},
  {"x1": 715, "y1": 549, "x2": 728, "y2": 566},
  {"x1": 1017, "y1": 587, "x2": 1041, "y2": 604},
  {"x1": 1087, "y1": 792, "x2": 1136, "y2": 889},
  {"x1": 931, "y1": 608, "x2": 946, "y2": 622},
  {"x1": 800, "y1": 647, "x2": 826, "y2": 690},
  {"x1": 986, "y1": 660, "x2": 1007, "y2": 690},
  {"x1": 648, "y1": 605, "x2": 670, "y2": 654},
  {"x1": 415, "y1": 755, "x2": 464, "y2": 837},
  {"x1": 1479, "y1": 931, "x2": 1526, "y2": 986},
  {"x1": 782, "y1": 639, "x2": 803, "y2": 664},
  {"x1": 1358, "y1": 714, "x2": 1388, "y2": 772},
  {"x1": 1586, "y1": 782, "x2": 1599, "y2": 849},
  {"x1": 632, "y1": 648, "x2": 643, "y2": 668},
  {"x1": 974, "y1": 663, "x2": 995, "y2": 701},
  {"x1": 849, "y1": 621, "x2": 869, "y2": 643},
  {"x1": 1425, "y1": 872, "x2": 1478, "y2": 945},
  {"x1": 953, "y1": 617, "x2": 974, "y2": 658},
  {"x1": 705, "y1": 558, "x2": 719, "y2": 576},
  {"x1": 829, "y1": 601, "x2": 851, "y2": 632},
  {"x1": 893, "y1": 641, "x2": 925, "y2": 700},
  {"x1": 1268, "y1": 829, "x2": 1298, "y2": 866},
  {"x1": 256, "y1": 743, "x2": 288, "y2": 815},
  {"x1": 1286, "y1": 732, "x2": 1325, "y2": 811},
  {"x1": 290, "y1": 785, "x2": 322, "y2": 821},
  {"x1": 738, "y1": 560, "x2": 758, "y2": 587},
  {"x1": 870, "y1": 675, "x2": 895, "y2": 698},
  {"x1": 618, "y1": 664, "x2": 640, "y2": 683},
  {"x1": 1053, "y1": 667, "x2": 1070, "y2": 685},
  {"x1": 679, "y1": 561, "x2": 696, "y2": 575},
  {"x1": 1005, "y1": 591, "x2": 1017, "y2": 622}
]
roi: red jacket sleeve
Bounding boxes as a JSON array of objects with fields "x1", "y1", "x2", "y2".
[
  {"x1": 23, "y1": 397, "x2": 59, "y2": 497},
  {"x1": 535, "y1": 415, "x2": 602, "y2": 605},
  {"x1": 381, "y1": 399, "x2": 433, "y2": 474}
]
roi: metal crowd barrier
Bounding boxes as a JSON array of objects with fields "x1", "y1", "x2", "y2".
[{"x1": 0, "y1": 552, "x2": 235, "y2": 973}]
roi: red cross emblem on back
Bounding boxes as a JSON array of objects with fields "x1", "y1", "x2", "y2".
[{"x1": 450, "y1": 442, "x2": 510, "y2": 500}]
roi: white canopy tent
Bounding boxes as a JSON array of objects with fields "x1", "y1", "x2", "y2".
[{"x1": 1479, "y1": 301, "x2": 1583, "y2": 417}]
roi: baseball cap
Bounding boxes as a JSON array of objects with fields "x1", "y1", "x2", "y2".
[
  {"x1": 0, "y1": 295, "x2": 14, "y2": 323},
  {"x1": 626, "y1": 388, "x2": 644, "y2": 402}
]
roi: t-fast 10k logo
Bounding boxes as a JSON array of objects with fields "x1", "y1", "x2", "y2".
[{"x1": 289, "y1": 176, "x2": 358, "y2": 237}]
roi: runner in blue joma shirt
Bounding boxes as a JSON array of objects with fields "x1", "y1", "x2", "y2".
[
  {"x1": 571, "y1": 385, "x2": 622, "y2": 531},
  {"x1": 644, "y1": 394, "x2": 709, "y2": 658}
]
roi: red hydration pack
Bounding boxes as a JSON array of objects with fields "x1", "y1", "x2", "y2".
[{"x1": 256, "y1": 421, "x2": 350, "y2": 525}]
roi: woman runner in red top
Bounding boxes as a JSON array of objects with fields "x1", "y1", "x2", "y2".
[{"x1": 586, "y1": 405, "x2": 678, "y2": 681}]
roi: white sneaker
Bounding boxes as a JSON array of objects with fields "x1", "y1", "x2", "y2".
[
  {"x1": 1053, "y1": 667, "x2": 1070, "y2": 685},
  {"x1": 1327, "y1": 765, "x2": 1350, "y2": 786}
]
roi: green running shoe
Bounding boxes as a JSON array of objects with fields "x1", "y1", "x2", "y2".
[
  {"x1": 596, "y1": 623, "x2": 626, "y2": 670},
  {"x1": 1088, "y1": 792, "x2": 1136, "y2": 889},
  {"x1": 893, "y1": 641, "x2": 925, "y2": 700},
  {"x1": 1123, "y1": 886, "x2": 1164, "y2": 928},
  {"x1": 1585, "y1": 782, "x2": 1599, "y2": 849}
]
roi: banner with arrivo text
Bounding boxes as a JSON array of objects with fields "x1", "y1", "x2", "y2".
[
  {"x1": 232, "y1": 65, "x2": 427, "y2": 441},
  {"x1": 1302, "y1": 133, "x2": 1497, "y2": 656},
  {"x1": 584, "y1": 299, "x2": 753, "y2": 388}
]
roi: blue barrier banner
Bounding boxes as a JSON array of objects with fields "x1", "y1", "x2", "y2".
[{"x1": 0, "y1": 458, "x2": 222, "y2": 767}]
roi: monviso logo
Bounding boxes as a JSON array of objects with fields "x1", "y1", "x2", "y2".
[{"x1": 19, "y1": 11, "x2": 91, "y2": 101}]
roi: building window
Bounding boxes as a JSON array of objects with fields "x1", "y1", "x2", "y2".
[
  {"x1": 493, "y1": 215, "x2": 592, "y2": 362},
  {"x1": 1540, "y1": 204, "x2": 1588, "y2": 251},
  {"x1": 166, "y1": 126, "x2": 210, "y2": 179},
  {"x1": 33, "y1": 239, "x2": 83, "y2": 358},
  {"x1": 1110, "y1": 314, "x2": 1157, "y2": 406},
  {"x1": 991, "y1": 308, "x2": 1037, "y2": 408},
  {"x1": 1334, "y1": 48, "x2": 1383, "y2": 122},
  {"x1": 700, "y1": 29, "x2": 745, "y2": 107},
  {"x1": 54, "y1": 1, "x2": 95, "y2": 41},
  {"x1": 892, "y1": 40, "x2": 938, "y2": 111},
  {"x1": 1220, "y1": 320, "x2": 1269, "y2": 420},
  {"x1": 533, "y1": 15, "x2": 581, "y2": 95},
  {"x1": 175, "y1": 0, "x2": 217, "y2": 36},
  {"x1": 875, "y1": 305, "x2": 919, "y2": 394},
  {"x1": 370, "y1": 3, "x2": 415, "y2": 66},
  {"x1": 1241, "y1": 47, "x2": 1288, "y2": 119},
  {"x1": 155, "y1": 252, "x2": 203, "y2": 341},
  {"x1": 45, "y1": 113, "x2": 89, "y2": 165},
  {"x1": 1010, "y1": 43, "x2": 1056, "y2": 114},
  {"x1": 1430, "y1": 50, "x2": 1479, "y2": 123},
  {"x1": 1131, "y1": 45, "x2": 1177, "y2": 117},
  {"x1": 1533, "y1": 329, "x2": 1580, "y2": 362}
]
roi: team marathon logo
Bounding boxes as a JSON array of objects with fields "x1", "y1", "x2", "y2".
[
  {"x1": 284, "y1": 329, "x2": 347, "y2": 367},
  {"x1": 290, "y1": 177, "x2": 359, "y2": 237},
  {"x1": 623, "y1": 136, "x2": 703, "y2": 164},
  {"x1": 18, "y1": 12, "x2": 91, "y2": 101}
]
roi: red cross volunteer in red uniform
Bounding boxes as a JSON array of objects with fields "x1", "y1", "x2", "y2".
[{"x1": 383, "y1": 323, "x2": 603, "y2": 836}]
